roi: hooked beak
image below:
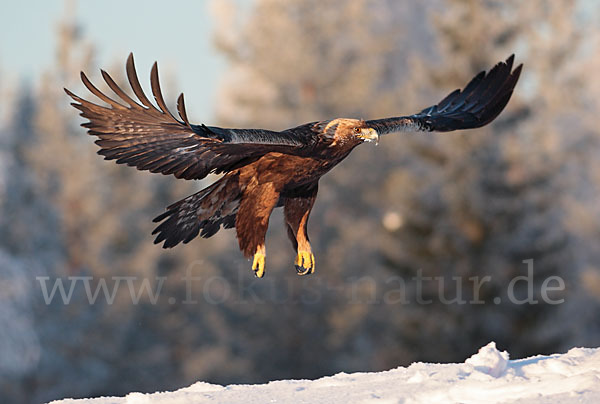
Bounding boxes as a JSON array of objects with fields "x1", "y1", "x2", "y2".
[{"x1": 358, "y1": 128, "x2": 379, "y2": 145}]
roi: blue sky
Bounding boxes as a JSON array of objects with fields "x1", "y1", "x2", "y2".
[{"x1": 0, "y1": 0, "x2": 227, "y2": 122}]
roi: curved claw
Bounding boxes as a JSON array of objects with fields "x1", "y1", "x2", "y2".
[
  {"x1": 252, "y1": 251, "x2": 265, "y2": 278},
  {"x1": 294, "y1": 251, "x2": 315, "y2": 276}
]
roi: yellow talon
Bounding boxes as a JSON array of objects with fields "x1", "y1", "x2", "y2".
[
  {"x1": 294, "y1": 251, "x2": 315, "y2": 276},
  {"x1": 252, "y1": 251, "x2": 266, "y2": 278}
]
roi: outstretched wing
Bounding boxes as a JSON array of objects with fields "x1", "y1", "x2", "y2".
[
  {"x1": 65, "y1": 53, "x2": 314, "y2": 180},
  {"x1": 366, "y1": 55, "x2": 522, "y2": 134}
]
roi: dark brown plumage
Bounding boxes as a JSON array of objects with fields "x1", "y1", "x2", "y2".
[{"x1": 65, "y1": 54, "x2": 522, "y2": 277}]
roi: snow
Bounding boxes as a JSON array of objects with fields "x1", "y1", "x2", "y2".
[{"x1": 50, "y1": 342, "x2": 600, "y2": 404}]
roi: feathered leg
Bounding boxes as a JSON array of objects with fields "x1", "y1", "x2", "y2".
[
  {"x1": 236, "y1": 183, "x2": 280, "y2": 278},
  {"x1": 284, "y1": 182, "x2": 318, "y2": 275}
]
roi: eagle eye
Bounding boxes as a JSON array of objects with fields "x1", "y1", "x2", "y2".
[{"x1": 353, "y1": 127, "x2": 361, "y2": 134}]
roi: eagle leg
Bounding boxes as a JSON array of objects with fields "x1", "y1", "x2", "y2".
[
  {"x1": 252, "y1": 244, "x2": 266, "y2": 278},
  {"x1": 283, "y1": 182, "x2": 318, "y2": 276},
  {"x1": 294, "y1": 251, "x2": 315, "y2": 276},
  {"x1": 236, "y1": 183, "x2": 280, "y2": 278}
]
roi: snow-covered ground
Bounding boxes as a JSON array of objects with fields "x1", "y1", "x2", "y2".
[{"x1": 51, "y1": 342, "x2": 600, "y2": 404}]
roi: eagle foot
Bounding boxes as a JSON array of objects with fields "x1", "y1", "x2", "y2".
[
  {"x1": 252, "y1": 251, "x2": 266, "y2": 278},
  {"x1": 294, "y1": 251, "x2": 315, "y2": 276}
]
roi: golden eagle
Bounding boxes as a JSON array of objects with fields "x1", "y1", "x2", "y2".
[{"x1": 65, "y1": 54, "x2": 522, "y2": 278}]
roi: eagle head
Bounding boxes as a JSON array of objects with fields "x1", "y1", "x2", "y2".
[
  {"x1": 323, "y1": 118, "x2": 379, "y2": 146},
  {"x1": 353, "y1": 126, "x2": 379, "y2": 145}
]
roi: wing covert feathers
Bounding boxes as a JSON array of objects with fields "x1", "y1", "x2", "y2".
[{"x1": 65, "y1": 53, "x2": 309, "y2": 180}]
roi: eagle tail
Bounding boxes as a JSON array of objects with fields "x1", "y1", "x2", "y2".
[{"x1": 152, "y1": 175, "x2": 241, "y2": 248}]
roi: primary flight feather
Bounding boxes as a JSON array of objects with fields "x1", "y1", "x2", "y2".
[{"x1": 65, "y1": 54, "x2": 522, "y2": 278}]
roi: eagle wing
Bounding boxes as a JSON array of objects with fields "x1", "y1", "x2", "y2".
[
  {"x1": 65, "y1": 54, "x2": 314, "y2": 180},
  {"x1": 366, "y1": 55, "x2": 522, "y2": 134}
]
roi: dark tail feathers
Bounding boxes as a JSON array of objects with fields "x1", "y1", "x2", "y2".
[{"x1": 152, "y1": 176, "x2": 241, "y2": 248}]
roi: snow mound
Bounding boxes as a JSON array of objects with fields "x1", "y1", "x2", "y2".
[
  {"x1": 465, "y1": 341, "x2": 509, "y2": 377},
  {"x1": 50, "y1": 342, "x2": 600, "y2": 404}
]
